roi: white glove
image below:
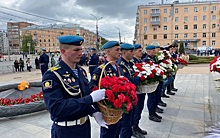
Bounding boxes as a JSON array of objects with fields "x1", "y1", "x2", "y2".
[
  {"x1": 92, "y1": 112, "x2": 108, "y2": 129},
  {"x1": 137, "y1": 72, "x2": 142, "y2": 77},
  {"x1": 90, "y1": 89, "x2": 106, "y2": 102}
]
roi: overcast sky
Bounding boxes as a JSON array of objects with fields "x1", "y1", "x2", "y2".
[{"x1": 0, "y1": 0, "x2": 177, "y2": 43}]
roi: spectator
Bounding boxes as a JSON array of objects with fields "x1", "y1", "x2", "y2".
[
  {"x1": 19, "y1": 58, "x2": 24, "y2": 72},
  {"x1": 14, "y1": 60, "x2": 19, "y2": 72},
  {"x1": 35, "y1": 57, "x2": 40, "y2": 69},
  {"x1": 26, "y1": 58, "x2": 32, "y2": 72},
  {"x1": 51, "y1": 54, "x2": 56, "y2": 67}
]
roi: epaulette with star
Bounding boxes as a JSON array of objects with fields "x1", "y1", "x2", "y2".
[{"x1": 49, "y1": 65, "x2": 61, "y2": 71}]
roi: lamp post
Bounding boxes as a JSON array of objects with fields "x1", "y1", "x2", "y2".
[
  {"x1": 90, "y1": 14, "x2": 103, "y2": 50},
  {"x1": 33, "y1": 32, "x2": 37, "y2": 55},
  {"x1": 115, "y1": 27, "x2": 121, "y2": 43}
]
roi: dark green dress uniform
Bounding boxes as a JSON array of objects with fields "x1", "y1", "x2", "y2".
[
  {"x1": 89, "y1": 40, "x2": 122, "y2": 138},
  {"x1": 117, "y1": 43, "x2": 141, "y2": 138},
  {"x1": 42, "y1": 36, "x2": 96, "y2": 138}
]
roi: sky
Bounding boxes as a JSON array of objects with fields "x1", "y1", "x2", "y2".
[{"x1": 0, "y1": 0, "x2": 179, "y2": 43}]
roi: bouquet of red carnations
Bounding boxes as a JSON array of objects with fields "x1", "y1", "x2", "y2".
[
  {"x1": 210, "y1": 56, "x2": 220, "y2": 73},
  {"x1": 177, "y1": 58, "x2": 188, "y2": 65}
]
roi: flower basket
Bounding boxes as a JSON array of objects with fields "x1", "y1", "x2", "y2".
[
  {"x1": 177, "y1": 64, "x2": 184, "y2": 69},
  {"x1": 97, "y1": 61, "x2": 124, "y2": 125},
  {"x1": 137, "y1": 81, "x2": 159, "y2": 93}
]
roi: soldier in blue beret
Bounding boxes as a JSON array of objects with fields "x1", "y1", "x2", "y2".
[
  {"x1": 42, "y1": 35, "x2": 108, "y2": 138},
  {"x1": 39, "y1": 48, "x2": 49, "y2": 76},
  {"x1": 88, "y1": 48, "x2": 99, "y2": 75},
  {"x1": 117, "y1": 43, "x2": 142, "y2": 138},
  {"x1": 90, "y1": 40, "x2": 122, "y2": 138},
  {"x1": 131, "y1": 44, "x2": 147, "y2": 138},
  {"x1": 143, "y1": 45, "x2": 163, "y2": 122}
]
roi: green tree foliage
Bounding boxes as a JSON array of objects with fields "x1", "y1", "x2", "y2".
[
  {"x1": 101, "y1": 37, "x2": 108, "y2": 45},
  {"x1": 179, "y1": 42, "x2": 185, "y2": 54},
  {"x1": 21, "y1": 35, "x2": 35, "y2": 53}
]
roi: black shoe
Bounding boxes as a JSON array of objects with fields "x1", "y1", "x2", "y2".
[
  {"x1": 154, "y1": 113, "x2": 162, "y2": 119},
  {"x1": 149, "y1": 115, "x2": 161, "y2": 122},
  {"x1": 158, "y1": 101, "x2": 167, "y2": 107},
  {"x1": 161, "y1": 94, "x2": 170, "y2": 98},
  {"x1": 132, "y1": 130, "x2": 145, "y2": 138},
  {"x1": 172, "y1": 88, "x2": 178, "y2": 91},
  {"x1": 134, "y1": 125, "x2": 147, "y2": 135},
  {"x1": 156, "y1": 107, "x2": 164, "y2": 113},
  {"x1": 167, "y1": 91, "x2": 175, "y2": 95}
]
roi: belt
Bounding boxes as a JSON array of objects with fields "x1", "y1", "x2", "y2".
[
  {"x1": 54, "y1": 116, "x2": 88, "y2": 126},
  {"x1": 89, "y1": 65, "x2": 97, "y2": 66}
]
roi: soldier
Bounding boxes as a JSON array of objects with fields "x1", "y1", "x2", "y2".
[
  {"x1": 117, "y1": 43, "x2": 142, "y2": 138},
  {"x1": 88, "y1": 48, "x2": 99, "y2": 75},
  {"x1": 170, "y1": 45, "x2": 178, "y2": 92},
  {"x1": 131, "y1": 44, "x2": 147, "y2": 138},
  {"x1": 39, "y1": 48, "x2": 49, "y2": 75},
  {"x1": 42, "y1": 35, "x2": 107, "y2": 138},
  {"x1": 90, "y1": 41, "x2": 122, "y2": 138},
  {"x1": 143, "y1": 45, "x2": 162, "y2": 122}
]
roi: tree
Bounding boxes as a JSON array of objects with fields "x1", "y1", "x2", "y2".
[
  {"x1": 101, "y1": 37, "x2": 108, "y2": 45},
  {"x1": 179, "y1": 42, "x2": 185, "y2": 54},
  {"x1": 21, "y1": 35, "x2": 35, "y2": 54}
]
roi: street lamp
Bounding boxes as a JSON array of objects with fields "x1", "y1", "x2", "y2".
[
  {"x1": 90, "y1": 14, "x2": 103, "y2": 50},
  {"x1": 33, "y1": 32, "x2": 37, "y2": 55},
  {"x1": 115, "y1": 27, "x2": 121, "y2": 43}
]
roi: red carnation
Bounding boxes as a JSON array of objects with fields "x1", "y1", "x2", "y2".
[
  {"x1": 151, "y1": 69, "x2": 157, "y2": 74},
  {"x1": 105, "y1": 90, "x2": 115, "y2": 102},
  {"x1": 92, "y1": 86, "x2": 99, "y2": 91},
  {"x1": 118, "y1": 93, "x2": 126, "y2": 102},
  {"x1": 113, "y1": 99, "x2": 122, "y2": 108},
  {"x1": 112, "y1": 84, "x2": 120, "y2": 93},
  {"x1": 140, "y1": 75, "x2": 145, "y2": 81},
  {"x1": 126, "y1": 102, "x2": 132, "y2": 112},
  {"x1": 160, "y1": 71, "x2": 164, "y2": 76},
  {"x1": 149, "y1": 73, "x2": 154, "y2": 78}
]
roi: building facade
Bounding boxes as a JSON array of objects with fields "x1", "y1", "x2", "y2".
[
  {"x1": 0, "y1": 30, "x2": 9, "y2": 54},
  {"x1": 21, "y1": 23, "x2": 101, "y2": 54},
  {"x1": 135, "y1": 1, "x2": 220, "y2": 49},
  {"x1": 7, "y1": 22, "x2": 34, "y2": 54}
]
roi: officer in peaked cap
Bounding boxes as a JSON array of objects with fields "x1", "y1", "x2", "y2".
[
  {"x1": 39, "y1": 48, "x2": 49, "y2": 75},
  {"x1": 42, "y1": 35, "x2": 107, "y2": 138},
  {"x1": 131, "y1": 44, "x2": 147, "y2": 138},
  {"x1": 88, "y1": 47, "x2": 99, "y2": 75},
  {"x1": 90, "y1": 40, "x2": 122, "y2": 138},
  {"x1": 117, "y1": 43, "x2": 142, "y2": 138}
]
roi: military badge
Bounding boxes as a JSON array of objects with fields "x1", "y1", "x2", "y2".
[
  {"x1": 63, "y1": 74, "x2": 70, "y2": 77},
  {"x1": 92, "y1": 74, "x2": 97, "y2": 81},
  {"x1": 71, "y1": 77, "x2": 75, "y2": 82},
  {"x1": 123, "y1": 69, "x2": 127, "y2": 73},
  {"x1": 67, "y1": 78, "x2": 72, "y2": 83},
  {"x1": 43, "y1": 80, "x2": 52, "y2": 90}
]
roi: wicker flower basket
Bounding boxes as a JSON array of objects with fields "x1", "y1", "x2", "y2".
[
  {"x1": 177, "y1": 64, "x2": 184, "y2": 69},
  {"x1": 97, "y1": 61, "x2": 123, "y2": 125},
  {"x1": 137, "y1": 81, "x2": 159, "y2": 93}
]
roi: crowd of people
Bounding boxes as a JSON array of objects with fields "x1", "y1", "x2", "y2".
[{"x1": 41, "y1": 35, "x2": 183, "y2": 138}]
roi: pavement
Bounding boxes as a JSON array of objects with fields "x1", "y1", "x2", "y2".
[{"x1": 0, "y1": 64, "x2": 215, "y2": 138}]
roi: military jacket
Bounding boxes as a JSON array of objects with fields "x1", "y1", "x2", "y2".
[
  {"x1": 131, "y1": 57, "x2": 143, "y2": 65},
  {"x1": 143, "y1": 55, "x2": 156, "y2": 63},
  {"x1": 39, "y1": 53, "x2": 49, "y2": 64},
  {"x1": 117, "y1": 57, "x2": 140, "y2": 86},
  {"x1": 42, "y1": 60, "x2": 96, "y2": 122},
  {"x1": 89, "y1": 54, "x2": 99, "y2": 66}
]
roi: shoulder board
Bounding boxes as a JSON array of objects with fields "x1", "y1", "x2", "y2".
[
  {"x1": 130, "y1": 59, "x2": 134, "y2": 63},
  {"x1": 98, "y1": 64, "x2": 105, "y2": 69},
  {"x1": 49, "y1": 65, "x2": 61, "y2": 71},
  {"x1": 120, "y1": 61, "x2": 125, "y2": 65}
]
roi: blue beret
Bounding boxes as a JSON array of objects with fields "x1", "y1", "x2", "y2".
[
  {"x1": 155, "y1": 46, "x2": 160, "y2": 48},
  {"x1": 120, "y1": 43, "x2": 134, "y2": 50},
  {"x1": 91, "y1": 48, "x2": 96, "y2": 51},
  {"x1": 145, "y1": 45, "x2": 155, "y2": 50},
  {"x1": 103, "y1": 41, "x2": 120, "y2": 49},
  {"x1": 134, "y1": 44, "x2": 141, "y2": 49},
  {"x1": 41, "y1": 48, "x2": 46, "y2": 51},
  {"x1": 58, "y1": 35, "x2": 84, "y2": 46}
]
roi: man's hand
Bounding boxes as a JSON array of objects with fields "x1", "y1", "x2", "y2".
[
  {"x1": 90, "y1": 89, "x2": 106, "y2": 102},
  {"x1": 92, "y1": 112, "x2": 108, "y2": 129}
]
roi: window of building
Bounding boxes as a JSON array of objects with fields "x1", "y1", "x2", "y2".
[
  {"x1": 193, "y1": 33, "x2": 197, "y2": 38},
  {"x1": 151, "y1": 9, "x2": 160, "y2": 13},
  {"x1": 153, "y1": 26, "x2": 157, "y2": 30},
  {"x1": 203, "y1": 6, "x2": 207, "y2": 11},
  {"x1": 175, "y1": 17, "x2": 179, "y2": 22},
  {"x1": 164, "y1": 9, "x2": 167, "y2": 13},
  {"x1": 203, "y1": 15, "x2": 207, "y2": 20},
  {"x1": 143, "y1": 18, "x2": 147, "y2": 24},
  {"x1": 164, "y1": 17, "x2": 167, "y2": 22},
  {"x1": 144, "y1": 10, "x2": 147, "y2": 14},
  {"x1": 212, "y1": 6, "x2": 216, "y2": 11},
  {"x1": 212, "y1": 33, "x2": 216, "y2": 37},
  {"x1": 184, "y1": 8, "x2": 188, "y2": 13},
  {"x1": 175, "y1": 8, "x2": 178, "y2": 13},
  {"x1": 153, "y1": 35, "x2": 157, "y2": 39},
  {"x1": 212, "y1": 40, "x2": 216, "y2": 46},
  {"x1": 184, "y1": 33, "x2": 188, "y2": 38},
  {"x1": 48, "y1": 39, "x2": 50, "y2": 42},
  {"x1": 202, "y1": 41, "x2": 206, "y2": 46},
  {"x1": 203, "y1": 33, "x2": 206, "y2": 38},
  {"x1": 203, "y1": 24, "x2": 206, "y2": 29},
  {"x1": 164, "y1": 34, "x2": 167, "y2": 39},
  {"x1": 194, "y1": 24, "x2": 197, "y2": 29},
  {"x1": 194, "y1": 7, "x2": 198, "y2": 12},
  {"x1": 44, "y1": 39, "x2": 46, "y2": 42},
  {"x1": 175, "y1": 34, "x2": 178, "y2": 38},
  {"x1": 164, "y1": 26, "x2": 167, "y2": 30},
  {"x1": 144, "y1": 35, "x2": 148, "y2": 39},
  {"x1": 184, "y1": 16, "x2": 188, "y2": 22},
  {"x1": 175, "y1": 25, "x2": 178, "y2": 30},
  {"x1": 184, "y1": 25, "x2": 188, "y2": 30},
  {"x1": 212, "y1": 15, "x2": 216, "y2": 20},
  {"x1": 194, "y1": 16, "x2": 197, "y2": 21},
  {"x1": 40, "y1": 39, "x2": 42, "y2": 42},
  {"x1": 212, "y1": 24, "x2": 216, "y2": 28},
  {"x1": 144, "y1": 26, "x2": 148, "y2": 32}
]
